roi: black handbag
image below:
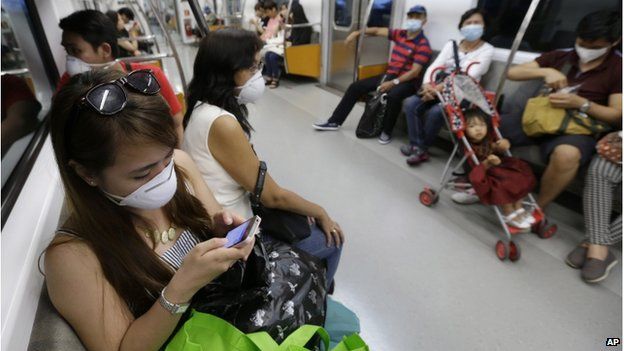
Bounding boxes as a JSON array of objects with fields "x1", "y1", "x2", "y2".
[
  {"x1": 355, "y1": 48, "x2": 414, "y2": 139},
  {"x1": 355, "y1": 87, "x2": 388, "y2": 138},
  {"x1": 250, "y1": 161, "x2": 311, "y2": 243}
]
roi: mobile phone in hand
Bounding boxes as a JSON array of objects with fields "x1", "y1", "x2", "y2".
[{"x1": 224, "y1": 215, "x2": 261, "y2": 248}]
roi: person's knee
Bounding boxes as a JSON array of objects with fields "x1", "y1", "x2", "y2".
[
  {"x1": 403, "y1": 95, "x2": 420, "y2": 112},
  {"x1": 549, "y1": 145, "x2": 581, "y2": 170}
]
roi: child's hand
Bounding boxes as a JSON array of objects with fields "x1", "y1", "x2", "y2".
[
  {"x1": 495, "y1": 139, "x2": 510, "y2": 151},
  {"x1": 487, "y1": 154, "x2": 501, "y2": 166}
]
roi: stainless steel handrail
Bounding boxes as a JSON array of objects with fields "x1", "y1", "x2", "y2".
[
  {"x1": 1, "y1": 68, "x2": 29, "y2": 76},
  {"x1": 354, "y1": 0, "x2": 375, "y2": 81},
  {"x1": 188, "y1": 0, "x2": 209, "y2": 37},
  {"x1": 116, "y1": 52, "x2": 171, "y2": 62},
  {"x1": 147, "y1": 0, "x2": 187, "y2": 93},
  {"x1": 118, "y1": 35, "x2": 157, "y2": 41},
  {"x1": 494, "y1": 0, "x2": 542, "y2": 106},
  {"x1": 285, "y1": 22, "x2": 321, "y2": 29}
]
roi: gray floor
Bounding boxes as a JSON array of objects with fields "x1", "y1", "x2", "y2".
[{"x1": 165, "y1": 39, "x2": 622, "y2": 350}]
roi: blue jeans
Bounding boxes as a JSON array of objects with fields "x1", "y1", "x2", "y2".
[
  {"x1": 293, "y1": 224, "x2": 341, "y2": 288},
  {"x1": 264, "y1": 51, "x2": 283, "y2": 79},
  {"x1": 403, "y1": 95, "x2": 446, "y2": 151}
]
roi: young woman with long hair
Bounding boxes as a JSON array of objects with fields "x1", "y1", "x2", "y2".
[
  {"x1": 182, "y1": 28, "x2": 343, "y2": 288},
  {"x1": 44, "y1": 69, "x2": 255, "y2": 350}
]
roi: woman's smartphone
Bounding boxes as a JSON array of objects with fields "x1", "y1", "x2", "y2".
[{"x1": 224, "y1": 215, "x2": 261, "y2": 248}]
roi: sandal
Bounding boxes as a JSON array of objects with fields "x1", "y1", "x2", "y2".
[
  {"x1": 268, "y1": 80, "x2": 279, "y2": 89},
  {"x1": 515, "y1": 208, "x2": 536, "y2": 225},
  {"x1": 504, "y1": 209, "x2": 531, "y2": 230}
]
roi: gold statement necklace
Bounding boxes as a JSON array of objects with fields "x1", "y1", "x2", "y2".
[{"x1": 144, "y1": 224, "x2": 177, "y2": 245}]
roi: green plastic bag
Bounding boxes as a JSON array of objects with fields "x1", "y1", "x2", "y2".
[{"x1": 165, "y1": 310, "x2": 368, "y2": 351}]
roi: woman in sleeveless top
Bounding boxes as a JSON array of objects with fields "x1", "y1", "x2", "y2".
[
  {"x1": 44, "y1": 70, "x2": 256, "y2": 350},
  {"x1": 182, "y1": 29, "x2": 343, "y2": 288}
]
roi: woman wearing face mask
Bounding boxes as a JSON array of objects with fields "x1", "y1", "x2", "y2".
[
  {"x1": 401, "y1": 8, "x2": 494, "y2": 167},
  {"x1": 44, "y1": 69, "x2": 257, "y2": 350},
  {"x1": 182, "y1": 29, "x2": 343, "y2": 288}
]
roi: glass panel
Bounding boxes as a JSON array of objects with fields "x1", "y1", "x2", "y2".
[
  {"x1": 334, "y1": 0, "x2": 353, "y2": 27},
  {"x1": 367, "y1": 0, "x2": 392, "y2": 27},
  {"x1": 478, "y1": 0, "x2": 621, "y2": 52},
  {"x1": 1, "y1": 0, "x2": 55, "y2": 217}
]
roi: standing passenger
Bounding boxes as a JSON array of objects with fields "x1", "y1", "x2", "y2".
[{"x1": 313, "y1": 5, "x2": 432, "y2": 145}]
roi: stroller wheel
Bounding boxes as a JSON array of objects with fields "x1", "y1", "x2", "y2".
[
  {"x1": 419, "y1": 188, "x2": 438, "y2": 206},
  {"x1": 509, "y1": 241, "x2": 521, "y2": 262},
  {"x1": 495, "y1": 240, "x2": 507, "y2": 261},
  {"x1": 533, "y1": 220, "x2": 557, "y2": 239}
]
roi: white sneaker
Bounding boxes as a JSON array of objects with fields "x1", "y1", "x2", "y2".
[
  {"x1": 504, "y1": 209, "x2": 531, "y2": 230},
  {"x1": 378, "y1": 132, "x2": 392, "y2": 144},
  {"x1": 451, "y1": 188, "x2": 480, "y2": 204},
  {"x1": 517, "y1": 208, "x2": 536, "y2": 225}
]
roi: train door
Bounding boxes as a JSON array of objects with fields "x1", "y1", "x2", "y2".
[{"x1": 326, "y1": 0, "x2": 398, "y2": 92}]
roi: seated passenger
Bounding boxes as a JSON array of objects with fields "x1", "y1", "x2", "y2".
[
  {"x1": 45, "y1": 69, "x2": 256, "y2": 350},
  {"x1": 248, "y1": 2, "x2": 266, "y2": 35},
  {"x1": 264, "y1": 1, "x2": 311, "y2": 88},
  {"x1": 117, "y1": 7, "x2": 140, "y2": 38},
  {"x1": 260, "y1": 1, "x2": 283, "y2": 42},
  {"x1": 105, "y1": 10, "x2": 141, "y2": 57},
  {"x1": 504, "y1": 10, "x2": 622, "y2": 209},
  {"x1": 402, "y1": 8, "x2": 494, "y2": 166},
  {"x1": 57, "y1": 10, "x2": 184, "y2": 144},
  {"x1": 463, "y1": 109, "x2": 537, "y2": 230},
  {"x1": 313, "y1": 5, "x2": 432, "y2": 145},
  {"x1": 566, "y1": 132, "x2": 621, "y2": 283},
  {"x1": 1, "y1": 74, "x2": 41, "y2": 157},
  {"x1": 183, "y1": 29, "x2": 343, "y2": 287}
]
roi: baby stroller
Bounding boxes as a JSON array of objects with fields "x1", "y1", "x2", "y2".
[{"x1": 417, "y1": 62, "x2": 557, "y2": 262}]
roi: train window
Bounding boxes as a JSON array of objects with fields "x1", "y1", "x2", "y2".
[
  {"x1": 367, "y1": 0, "x2": 392, "y2": 27},
  {"x1": 479, "y1": 0, "x2": 621, "y2": 52},
  {"x1": 1, "y1": 2, "x2": 57, "y2": 226},
  {"x1": 334, "y1": 0, "x2": 353, "y2": 27}
]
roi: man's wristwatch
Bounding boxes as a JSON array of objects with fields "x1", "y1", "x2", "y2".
[
  {"x1": 159, "y1": 287, "x2": 190, "y2": 315},
  {"x1": 579, "y1": 99, "x2": 592, "y2": 114},
  {"x1": 392, "y1": 78, "x2": 400, "y2": 86}
]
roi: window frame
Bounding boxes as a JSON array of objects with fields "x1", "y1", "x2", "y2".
[{"x1": 1, "y1": 0, "x2": 59, "y2": 228}]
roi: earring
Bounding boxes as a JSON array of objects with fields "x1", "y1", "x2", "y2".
[{"x1": 88, "y1": 179, "x2": 96, "y2": 186}]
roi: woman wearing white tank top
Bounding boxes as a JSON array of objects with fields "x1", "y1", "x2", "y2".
[{"x1": 182, "y1": 29, "x2": 343, "y2": 288}]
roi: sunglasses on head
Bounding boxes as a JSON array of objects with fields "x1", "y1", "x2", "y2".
[{"x1": 79, "y1": 69, "x2": 161, "y2": 115}]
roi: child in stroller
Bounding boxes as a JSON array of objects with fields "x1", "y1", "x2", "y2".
[{"x1": 463, "y1": 109, "x2": 537, "y2": 231}]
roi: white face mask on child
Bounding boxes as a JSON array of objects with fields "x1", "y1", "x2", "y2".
[
  {"x1": 66, "y1": 55, "x2": 116, "y2": 77},
  {"x1": 236, "y1": 70, "x2": 265, "y2": 104}
]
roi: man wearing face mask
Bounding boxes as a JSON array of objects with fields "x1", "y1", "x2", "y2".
[
  {"x1": 504, "y1": 10, "x2": 622, "y2": 211},
  {"x1": 56, "y1": 10, "x2": 184, "y2": 145},
  {"x1": 314, "y1": 5, "x2": 432, "y2": 145}
]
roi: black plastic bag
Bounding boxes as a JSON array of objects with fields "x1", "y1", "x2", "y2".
[{"x1": 191, "y1": 237, "x2": 327, "y2": 343}]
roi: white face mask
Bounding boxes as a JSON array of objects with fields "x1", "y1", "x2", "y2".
[
  {"x1": 575, "y1": 43, "x2": 610, "y2": 64},
  {"x1": 405, "y1": 19, "x2": 423, "y2": 33},
  {"x1": 236, "y1": 70, "x2": 265, "y2": 104},
  {"x1": 460, "y1": 24, "x2": 484, "y2": 42},
  {"x1": 66, "y1": 55, "x2": 115, "y2": 77},
  {"x1": 102, "y1": 158, "x2": 177, "y2": 210}
]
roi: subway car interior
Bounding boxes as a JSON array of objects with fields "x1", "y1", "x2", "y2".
[{"x1": 1, "y1": 0, "x2": 623, "y2": 350}]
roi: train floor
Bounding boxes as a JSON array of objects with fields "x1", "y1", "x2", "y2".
[{"x1": 248, "y1": 79, "x2": 621, "y2": 351}]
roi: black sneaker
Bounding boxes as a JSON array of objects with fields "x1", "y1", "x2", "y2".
[
  {"x1": 400, "y1": 144, "x2": 419, "y2": 156},
  {"x1": 313, "y1": 122, "x2": 340, "y2": 131}
]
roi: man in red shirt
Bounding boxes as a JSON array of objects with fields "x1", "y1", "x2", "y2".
[
  {"x1": 505, "y1": 10, "x2": 621, "y2": 210},
  {"x1": 313, "y1": 5, "x2": 432, "y2": 145},
  {"x1": 56, "y1": 10, "x2": 184, "y2": 145}
]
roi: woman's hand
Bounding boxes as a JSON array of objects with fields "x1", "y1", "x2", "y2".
[
  {"x1": 419, "y1": 83, "x2": 438, "y2": 101},
  {"x1": 316, "y1": 212, "x2": 344, "y2": 247},
  {"x1": 211, "y1": 210, "x2": 248, "y2": 237},
  {"x1": 167, "y1": 236, "x2": 255, "y2": 303},
  {"x1": 542, "y1": 68, "x2": 568, "y2": 90},
  {"x1": 548, "y1": 93, "x2": 585, "y2": 109}
]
